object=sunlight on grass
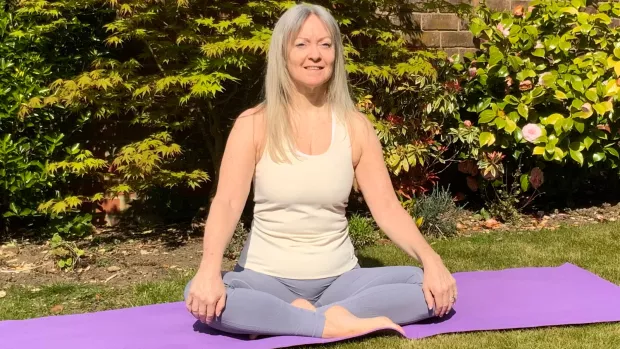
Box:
[1,222,619,348]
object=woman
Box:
[184,3,457,339]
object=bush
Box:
[411,185,460,237]
[223,222,247,261]
[348,214,381,250]
[451,0,620,215]
[8,0,463,234]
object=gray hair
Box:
[261,3,358,163]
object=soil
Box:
[2,201,620,290]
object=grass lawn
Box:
[2,221,620,348]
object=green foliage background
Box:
[2,0,620,239]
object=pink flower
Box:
[519,80,533,91]
[468,67,477,78]
[513,5,524,17]
[464,120,472,128]
[529,167,544,189]
[496,23,510,37]
[581,103,592,113]
[523,123,542,143]
[535,41,544,49]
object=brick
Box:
[612,18,620,28]
[406,0,442,13]
[441,31,475,47]
[419,31,442,47]
[422,13,460,30]
[411,13,422,27]
[485,0,510,11]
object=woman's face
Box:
[287,14,335,92]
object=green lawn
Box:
[2,221,620,348]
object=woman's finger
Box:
[191,299,201,320]
[440,285,450,317]
[215,293,227,317]
[422,284,435,313]
[205,302,216,324]
[185,295,193,313]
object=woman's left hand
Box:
[421,258,457,317]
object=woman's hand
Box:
[185,269,227,324]
[421,258,457,317]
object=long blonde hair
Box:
[260,3,358,163]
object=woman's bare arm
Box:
[199,108,259,276]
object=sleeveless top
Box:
[237,113,359,279]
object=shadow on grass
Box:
[357,255,385,268]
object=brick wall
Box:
[410,0,620,56]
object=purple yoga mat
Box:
[2,263,620,349]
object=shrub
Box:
[348,214,381,250]
[452,0,620,214]
[0,1,109,237]
[223,222,247,261]
[411,185,460,237]
[13,0,462,233]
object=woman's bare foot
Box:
[249,298,317,339]
[291,298,316,311]
[321,305,405,339]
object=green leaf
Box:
[507,56,523,70]
[520,174,530,192]
[571,0,585,8]
[614,48,620,59]
[570,141,584,152]
[606,147,619,158]
[562,7,579,15]
[495,117,507,129]
[585,89,598,103]
[489,46,504,66]
[518,104,528,118]
[532,49,546,58]
[505,118,517,133]
[479,132,496,146]
[559,40,571,52]
[575,119,585,133]
[479,109,496,123]
[584,136,594,150]
[592,152,606,162]
[533,146,545,155]
[545,113,563,125]
[593,103,607,115]
[555,90,568,100]
[570,149,584,165]
[571,79,584,92]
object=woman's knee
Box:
[385,265,424,284]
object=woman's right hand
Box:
[185,269,227,324]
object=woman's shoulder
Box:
[346,110,376,164]
[235,105,266,161]
[346,110,375,143]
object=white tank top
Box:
[237,114,359,279]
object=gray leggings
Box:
[183,264,433,338]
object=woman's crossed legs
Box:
[183,265,434,338]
